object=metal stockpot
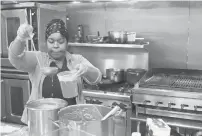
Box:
[26,98,68,136]
[57,104,124,136]
[108,31,127,44]
[106,68,125,83]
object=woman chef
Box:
[8,19,102,124]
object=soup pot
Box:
[26,98,68,136]
[108,31,127,44]
[106,68,125,83]
[49,104,125,136]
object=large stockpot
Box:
[54,104,124,136]
[106,68,125,83]
[26,98,68,136]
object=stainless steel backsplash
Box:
[68,46,149,76]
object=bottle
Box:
[77,25,83,43]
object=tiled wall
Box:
[64,1,202,70]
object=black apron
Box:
[42,59,77,105]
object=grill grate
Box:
[143,74,202,89]
[170,76,202,89]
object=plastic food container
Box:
[146,118,171,136]
[57,71,79,98]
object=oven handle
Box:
[1,73,29,80]
[194,105,202,111]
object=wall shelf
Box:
[68,42,149,48]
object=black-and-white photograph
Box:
[1,0,202,136]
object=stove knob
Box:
[194,105,202,111]
[168,102,176,108]
[181,104,189,110]
[143,100,151,105]
[155,101,163,106]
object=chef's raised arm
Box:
[8,23,37,73]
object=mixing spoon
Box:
[24,10,42,69]
[101,105,121,121]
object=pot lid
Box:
[26,98,68,110]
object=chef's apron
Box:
[42,58,77,105]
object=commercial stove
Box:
[131,68,202,136]
[82,79,134,136]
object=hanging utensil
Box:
[106,68,125,83]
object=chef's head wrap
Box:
[45,19,69,42]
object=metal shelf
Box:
[68,42,149,48]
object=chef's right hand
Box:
[16,23,33,41]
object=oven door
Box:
[3,78,31,124]
[1,9,28,58]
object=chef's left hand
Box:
[74,64,88,77]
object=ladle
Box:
[30,35,58,76]
[24,10,59,77]
[24,10,41,68]
[101,105,121,121]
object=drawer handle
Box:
[181,104,189,109]
[143,100,151,104]
[168,102,176,108]
[194,105,202,111]
[155,101,163,106]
